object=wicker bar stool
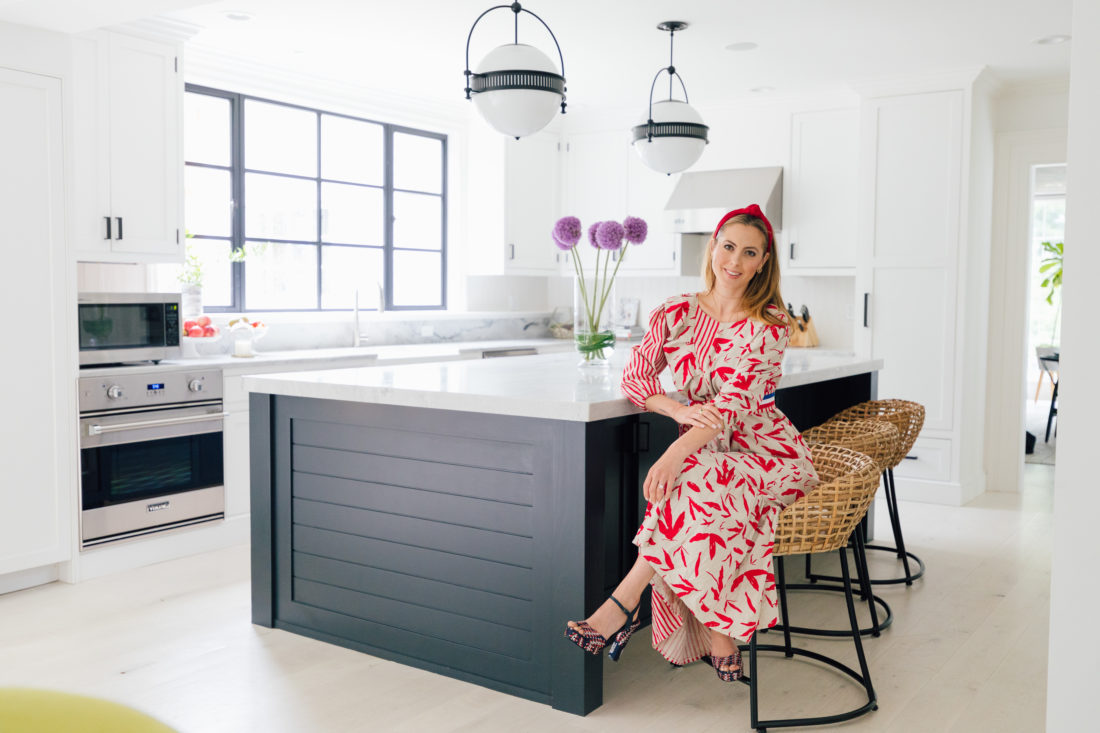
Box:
[742,444,880,732]
[777,419,899,637]
[818,400,927,586]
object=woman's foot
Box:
[564,595,641,659]
[566,594,638,641]
[709,630,742,680]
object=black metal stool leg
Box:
[851,531,882,636]
[777,556,792,656]
[839,549,877,707]
[887,468,914,583]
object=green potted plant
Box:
[1039,240,1063,344]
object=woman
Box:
[565,204,818,680]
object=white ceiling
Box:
[0,0,1074,110]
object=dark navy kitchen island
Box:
[245,350,881,715]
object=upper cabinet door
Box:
[73,31,183,263]
[107,33,181,257]
[785,108,860,271]
[503,132,560,273]
[621,151,677,274]
[561,129,628,274]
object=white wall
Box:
[983,83,1070,493]
[1046,0,1100,726]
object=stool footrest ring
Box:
[772,582,893,637]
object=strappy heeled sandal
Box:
[564,595,641,662]
[710,650,743,682]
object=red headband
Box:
[712,204,774,251]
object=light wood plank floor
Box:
[0,466,1053,732]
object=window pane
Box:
[321,182,383,246]
[321,246,384,309]
[245,242,318,309]
[184,92,230,166]
[245,173,317,241]
[245,100,317,176]
[394,132,442,193]
[186,239,233,308]
[393,250,442,307]
[185,166,232,238]
[322,115,383,185]
[393,192,442,251]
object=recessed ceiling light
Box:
[223,11,254,22]
[725,42,758,52]
[1034,34,1071,45]
[750,86,775,93]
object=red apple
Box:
[202,325,216,337]
[184,319,197,331]
[187,326,203,337]
[196,315,212,327]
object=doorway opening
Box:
[1023,163,1065,466]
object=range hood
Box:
[664,166,783,234]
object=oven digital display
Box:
[147,383,165,391]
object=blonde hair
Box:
[701,214,789,327]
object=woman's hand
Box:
[643,446,689,504]
[673,402,724,430]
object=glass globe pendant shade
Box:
[472,43,564,138]
[632,99,708,175]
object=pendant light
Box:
[464,2,567,139]
[631,21,709,175]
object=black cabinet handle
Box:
[115,216,123,240]
[863,293,869,328]
[790,242,795,260]
[508,243,514,260]
[104,216,111,240]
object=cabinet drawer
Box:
[892,437,951,482]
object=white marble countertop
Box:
[243,348,883,422]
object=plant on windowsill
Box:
[1039,240,1063,344]
[552,215,647,366]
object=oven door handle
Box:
[86,411,228,436]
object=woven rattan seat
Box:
[743,443,880,731]
[774,444,879,556]
[803,419,898,473]
[811,399,928,586]
[827,399,925,470]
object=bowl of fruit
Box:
[227,317,268,357]
[180,315,223,357]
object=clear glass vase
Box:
[573,277,615,368]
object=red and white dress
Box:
[621,293,818,664]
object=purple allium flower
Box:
[587,221,601,248]
[552,216,582,250]
[596,220,625,250]
[622,216,648,245]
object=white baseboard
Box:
[63,514,250,583]
[0,564,60,596]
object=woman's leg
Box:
[566,554,655,639]
[708,628,741,672]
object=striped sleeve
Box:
[712,320,789,417]
[621,303,669,409]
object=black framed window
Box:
[181,84,447,312]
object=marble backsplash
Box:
[191,311,556,356]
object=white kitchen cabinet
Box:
[785,108,860,271]
[560,129,629,275]
[0,67,76,576]
[855,81,991,505]
[621,151,678,273]
[503,132,561,272]
[72,31,183,263]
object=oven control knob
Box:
[106,385,123,400]
[188,379,204,393]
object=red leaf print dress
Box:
[622,293,818,664]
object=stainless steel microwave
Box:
[77,292,182,366]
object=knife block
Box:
[789,315,819,347]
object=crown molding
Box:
[183,44,470,132]
[849,66,987,98]
[111,16,202,43]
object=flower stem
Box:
[594,244,627,330]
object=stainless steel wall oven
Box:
[78,368,225,548]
